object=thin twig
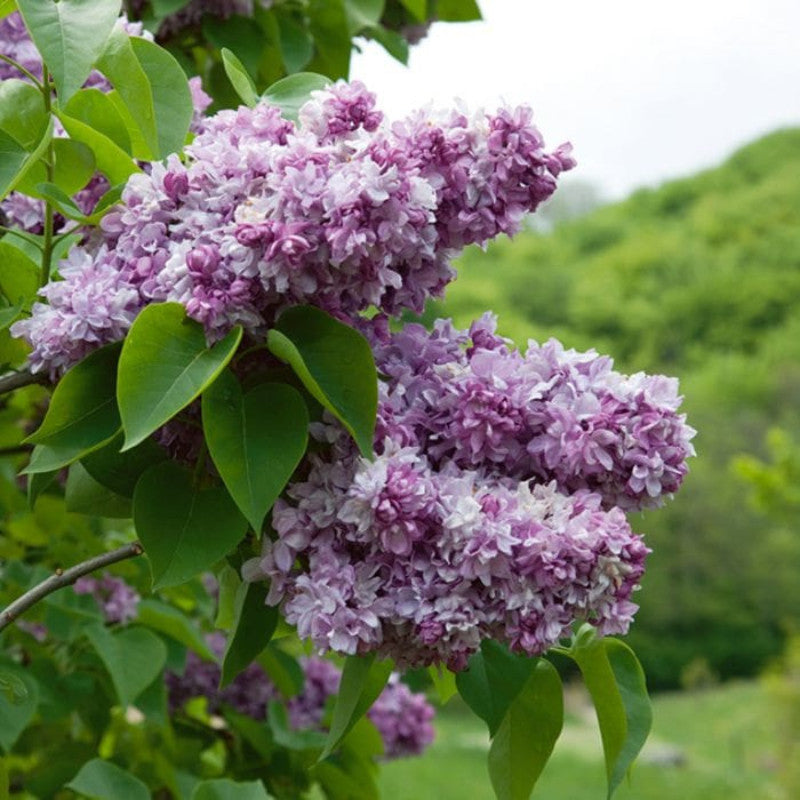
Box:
[0,542,144,632]
[0,443,33,457]
[0,370,48,396]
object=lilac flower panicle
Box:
[14,82,573,376]
[73,574,140,624]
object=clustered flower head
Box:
[244,316,695,670]
[73,573,141,624]
[165,635,435,760]
[13,80,574,376]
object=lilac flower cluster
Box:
[243,316,694,669]
[73,573,140,624]
[13,81,573,376]
[165,635,435,760]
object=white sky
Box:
[351,0,800,199]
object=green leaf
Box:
[428,664,458,704]
[306,0,351,79]
[63,88,132,154]
[27,469,58,508]
[220,48,258,108]
[262,72,332,122]
[18,138,97,198]
[84,624,167,707]
[57,110,140,185]
[344,0,385,34]
[320,653,393,759]
[224,709,274,759]
[257,645,304,698]
[398,0,426,21]
[117,303,242,451]
[277,15,314,74]
[488,660,563,800]
[0,665,38,753]
[32,182,89,222]
[66,758,150,800]
[435,0,481,21]
[203,372,308,531]
[136,598,216,660]
[569,634,653,798]
[267,306,376,458]
[220,580,278,687]
[203,15,265,79]
[0,302,22,332]
[455,640,538,737]
[65,461,132,518]
[133,460,249,589]
[366,25,409,64]
[0,117,53,199]
[191,778,270,800]
[96,29,193,159]
[80,432,167,498]
[269,700,328,751]
[0,79,48,150]
[0,241,39,308]
[214,564,241,630]
[23,342,122,473]
[16,0,119,102]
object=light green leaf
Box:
[133,460,249,589]
[136,598,216,661]
[0,302,22,332]
[569,633,653,798]
[0,117,53,199]
[320,653,393,759]
[17,0,121,103]
[267,305,376,458]
[84,624,167,707]
[436,0,481,21]
[18,138,97,198]
[63,88,132,153]
[220,580,278,688]
[65,461,132,518]
[398,0,426,21]
[23,342,122,473]
[262,72,332,122]
[66,758,150,800]
[220,48,258,108]
[0,79,48,150]
[203,372,308,531]
[488,660,563,800]
[455,639,538,737]
[0,241,39,308]
[57,110,140,185]
[117,303,242,451]
[0,665,38,753]
[33,182,88,222]
[344,0,385,34]
[191,778,270,800]
[428,664,458,704]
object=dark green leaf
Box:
[268,700,328,751]
[268,305,376,457]
[224,709,274,759]
[220,48,258,108]
[456,640,538,737]
[307,0,351,79]
[366,24,409,64]
[203,15,264,79]
[344,0,385,34]
[137,599,216,660]
[568,634,653,798]
[57,110,140,185]
[23,342,122,473]
[203,372,308,531]
[488,660,563,800]
[17,0,120,102]
[0,665,38,753]
[191,778,271,800]
[0,79,48,150]
[84,624,167,707]
[220,580,278,687]
[117,303,242,451]
[320,653,393,759]
[81,432,167,497]
[257,645,304,697]
[133,460,249,589]
[262,72,332,122]
[277,15,314,74]
[66,758,150,800]
[65,461,132,518]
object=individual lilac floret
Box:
[73,574,140,624]
[14,84,573,375]
[367,675,435,759]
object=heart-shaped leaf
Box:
[117,303,242,451]
[84,624,167,707]
[133,460,249,589]
[67,758,150,800]
[203,372,308,531]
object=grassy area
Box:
[378,681,782,800]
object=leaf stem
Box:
[0,53,44,89]
[0,542,144,633]
[40,66,55,287]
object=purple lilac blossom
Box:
[243,316,693,669]
[165,636,435,760]
[73,573,141,624]
[13,81,574,376]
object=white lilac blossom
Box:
[13,81,574,376]
[73,573,141,624]
[165,637,435,760]
[244,316,694,669]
